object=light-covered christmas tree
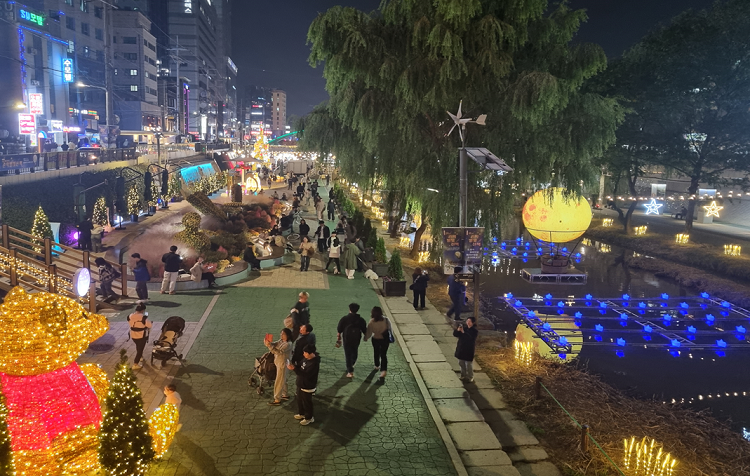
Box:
[127,186,142,217]
[92,197,108,226]
[150,181,161,207]
[30,205,54,253]
[99,350,154,476]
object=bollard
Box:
[581,425,589,451]
[534,376,542,399]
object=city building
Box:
[111,9,160,133]
[242,85,272,142]
[271,89,286,138]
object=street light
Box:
[0,102,26,110]
[76,82,111,130]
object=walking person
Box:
[298,236,315,272]
[325,233,342,274]
[454,317,479,382]
[327,198,336,221]
[91,223,104,252]
[127,303,153,369]
[265,328,293,405]
[411,267,430,310]
[315,197,326,221]
[298,218,310,239]
[342,238,362,279]
[287,344,320,425]
[95,257,119,302]
[363,306,392,379]
[290,291,310,341]
[446,267,467,321]
[292,324,316,367]
[190,256,217,288]
[336,303,367,378]
[161,245,182,295]
[314,220,330,253]
[131,253,150,303]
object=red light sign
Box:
[18,114,35,135]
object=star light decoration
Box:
[703,200,723,218]
[644,199,663,215]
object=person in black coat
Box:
[292,324,316,366]
[298,219,310,239]
[243,243,261,270]
[336,303,367,378]
[410,267,430,310]
[315,220,330,252]
[453,317,478,382]
[287,344,320,425]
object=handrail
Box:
[537,379,626,476]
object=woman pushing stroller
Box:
[264,328,293,406]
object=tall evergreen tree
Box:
[30,205,54,253]
[302,0,623,248]
[99,350,154,476]
[92,197,109,226]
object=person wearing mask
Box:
[292,324,316,367]
[95,257,119,302]
[336,303,367,378]
[411,267,430,310]
[446,267,467,321]
[298,219,310,239]
[298,236,315,272]
[161,245,182,295]
[453,316,479,383]
[327,198,336,221]
[190,256,217,288]
[265,328,293,406]
[342,238,362,280]
[127,303,153,369]
[290,291,310,341]
[325,233,342,275]
[314,220,330,253]
[287,344,320,426]
[131,253,150,303]
[363,306,392,379]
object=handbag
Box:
[384,318,395,344]
[283,315,294,329]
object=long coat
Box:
[453,326,478,361]
[343,242,361,270]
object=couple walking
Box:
[336,303,393,379]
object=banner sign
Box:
[18,114,35,135]
[442,227,485,274]
[464,227,485,266]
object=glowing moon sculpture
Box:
[522,188,592,243]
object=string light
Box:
[148,404,180,459]
[622,436,677,476]
[602,218,613,227]
[675,234,689,244]
[30,206,54,254]
[514,340,533,366]
[724,244,741,256]
[634,225,647,236]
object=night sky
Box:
[232,0,715,118]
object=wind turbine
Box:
[446,100,487,147]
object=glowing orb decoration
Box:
[703,200,723,217]
[149,403,180,459]
[522,188,591,243]
[73,267,91,297]
[644,199,663,215]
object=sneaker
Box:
[347,276,354,280]
[160,291,166,294]
[169,291,176,295]
[466,378,474,383]
[346,372,354,378]
[300,417,315,426]
[380,371,387,378]
[132,363,143,369]
[374,366,380,370]
[293,414,305,420]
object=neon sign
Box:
[18,114,35,135]
[19,9,44,27]
[62,58,74,83]
[703,201,723,218]
[29,93,43,115]
[644,199,663,215]
[184,0,192,13]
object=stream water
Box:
[480,228,750,433]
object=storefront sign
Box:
[29,93,43,115]
[18,114,35,135]
[49,120,63,132]
[62,58,74,83]
[19,9,44,27]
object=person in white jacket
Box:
[325,233,342,274]
[265,328,293,405]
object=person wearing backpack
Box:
[95,257,119,302]
[336,303,367,378]
[131,253,151,303]
[325,233,342,275]
[363,306,393,379]
[127,303,153,369]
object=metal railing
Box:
[0,224,128,312]
[0,148,138,175]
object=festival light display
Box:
[703,200,723,218]
[644,199,663,215]
[724,244,741,256]
[623,437,677,476]
[514,340,533,366]
[675,233,689,244]
[634,226,647,236]
[522,188,592,243]
[148,404,180,459]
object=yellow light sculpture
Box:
[522,188,592,243]
[148,403,180,459]
[602,218,614,227]
[703,201,723,217]
[514,340,533,366]
[724,244,742,256]
[675,234,689,244]
[634,226,647,236]
[623,436,677,476]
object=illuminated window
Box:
[130,69,138,76]
[130,85,138,92]
[80,0,88,13]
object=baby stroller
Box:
[248,352,276,395]
[151,316,187,368]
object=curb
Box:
[370,279,469,476]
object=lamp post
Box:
[76,82,110,142]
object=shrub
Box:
[186,192,227,223]
[362,218,373,244]
[375,237,387,263]
[388,249,404,281]
[367,227,378,249]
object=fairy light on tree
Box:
[92,197,108,226]
[126,185,142,217]
[30,205,53,254]
[99,350,154,476]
